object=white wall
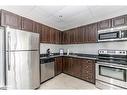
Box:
[62,41,127,54]
[40,43,62,54]
[40,41,127,54]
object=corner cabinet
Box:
[54,57,63,76]
[62,23,97,44]
[0,9,22,29]
[62,57,95,84]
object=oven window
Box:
[99,31,119,40]
[99,65,126,81]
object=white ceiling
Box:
[1,6,127,31]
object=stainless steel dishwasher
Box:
[40,58,55,83]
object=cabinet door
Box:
[62,32,66,44]
[77,27,84,43]
[21,17,34,32]
[98,19,112,30]
[83,26,88,43]
[62,57,69,73]
[62,57,72,75]
[55,29,60,44]
[1,9,21,29]
[70,29,75,44]
[74,28,78,44]
[59,31,62,44]
[50,28,55,44]
[112,15,127,27]
[62,31,70,44]
[33,22,42,42]
[81,59,95,84]
[55,57,63,76]
[85,23,97,43]
[44,26,50,43]
[40,24,45,43]
[71,58,81,78]
[33,22,42,33]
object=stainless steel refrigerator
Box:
[0,27,40,89]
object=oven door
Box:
[98,31,120,42]
[96,62,127,89]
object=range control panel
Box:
[98,50,127,55]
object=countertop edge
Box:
[40,55,97,60]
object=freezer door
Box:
[0,27,6,89]
[6,51,40,89]
[6,28,39,51]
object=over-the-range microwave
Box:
[98,26,127,42]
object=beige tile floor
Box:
[39,73,99,90]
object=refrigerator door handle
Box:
[7,32,11,71]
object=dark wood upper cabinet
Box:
[98,19,112,30]
[49,28,54,44]
[54,29,60,44]
[112,15,127,27]
[77,27,84,44]
[21,17,34,32]
[62,31,70,44]
[70,29,75,44]
[40,24,45,43]
[82,26,88,43]
[44,26,50,43]
[1,9,22,29]
[85,23,98,43]
[33,22,42,33]
[59,31,62,44]
[63,23,97,44]
[40,25,61,44]
[2,9,127,44]
[33,22,42,42]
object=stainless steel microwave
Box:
[98,26,127,42]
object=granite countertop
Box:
[40,53,98,60]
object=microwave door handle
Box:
[119,31,122,38]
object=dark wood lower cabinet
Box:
[71,58,81,78]
[81,59,95,83]
[62,57,72,74]
[62,57,95,84]
[54,57,63,76]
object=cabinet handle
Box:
[87,60,91,63]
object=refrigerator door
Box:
[0,27,6,89]
[30,51,40,89]
[6,27,40,89]
[6,51,40,89]
[6,28,39,51]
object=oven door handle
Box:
[96,61,127,69]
